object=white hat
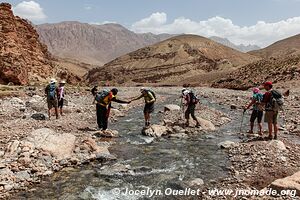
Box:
[60,80,66,84]
[50,78,57,84]
[183,90,190,96]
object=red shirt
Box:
[262,91,272,103]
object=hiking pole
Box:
[239,109,246,133]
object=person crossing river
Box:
[131,88,156,127]
[95,88,130,130]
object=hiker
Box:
[182,89,200,128]
[57,80,66,116]
[244,88,263,135]
[262,81,282,140]
[131,88,156,127]
[95,88,130,130]
[45,78,59,119]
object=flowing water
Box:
[16,94,253,200]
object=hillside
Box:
[86,34,258,86]
[212,55,300,90]
[36,22,172,65]
[250,34,300,58]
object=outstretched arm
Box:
[111,97,130,104]
[131,94,143,102]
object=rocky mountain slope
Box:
[36,22,172,65]
[0,3,80,85]
[249,34,300,58]
[86,34,258,86]
[213,33,300,90]
[210,36,260,52]
[212,55,300,90]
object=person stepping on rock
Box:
[131,88,156,127]
[181,89,200,128]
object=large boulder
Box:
[164,104,181,112]
[26,128,76,160]
[269,171,300,196]
[267,140,287,151]
[197,117,216,131]
[142,125,169,137]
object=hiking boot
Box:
[274,135,278,140]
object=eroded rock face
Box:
[0,3,53,85]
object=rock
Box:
[268,140,287,151]
[164,104,181,112]
[82,138,110,154]
[26,97,45,112]
[173,126,185,133]
[31,113,46,120]
[10,97,24,106]
[4,140,20,158]
[197,118,216,131]
[15,170,31,181]
[142,125,169,137]
[26,128,76,160]
[230,105,237,109]
[94,129,119,138]
[189,178,204,186]
[269,171,300,196]
[4,184,14,191]
[218,141,236,149]
[169,133,188,139]
[19,107,26,112]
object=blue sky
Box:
[5,0,300,46]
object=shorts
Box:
[250,110,263,123]
[264,111,278,124]
[144,103,154,114]
[185,104,197,120]
[58,98,64,108]
[47,99,58,109]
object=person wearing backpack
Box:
[95,88,130,130]
[244,88,263,135]
[131,88,156,127]
[262,81,282,140]
[57,80,66,116]
[45,78,59,119]
[182,89,200,128]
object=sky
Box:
[5,0,300,47]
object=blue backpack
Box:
[95,89,110,103]
[48,84,57,100]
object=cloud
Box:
[131,12,300,47]
[89,21,117,25]
[84,6,92,10]
[13,1,47,22]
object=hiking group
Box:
[244,81,285,140]
[45,79,285,139]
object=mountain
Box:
[209,36,260,52]
[36,22,173,65]
[212,55,300,90]
[86,34,258,86]
[249,34,300,58]
[0,3,80,85]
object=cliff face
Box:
[0,3,54,85]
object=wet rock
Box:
[269,171,300,196]
[31,113,46,120]
[93,129,119,138]
[110,109,125,117]
[82,137,110,154]
[26,128,76,160]
[218,141,236,149]
[164,104,181,112]
[169,133,188,139]
[142,125,169,137]
[197,118,216,131]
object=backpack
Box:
[253,93,263,111]
[95,89,110,104]
[189,91,200,105]
[146,89,156,101]
[48,84,57,100]
[270,90,284,111]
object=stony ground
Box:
[0,86,299,199]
